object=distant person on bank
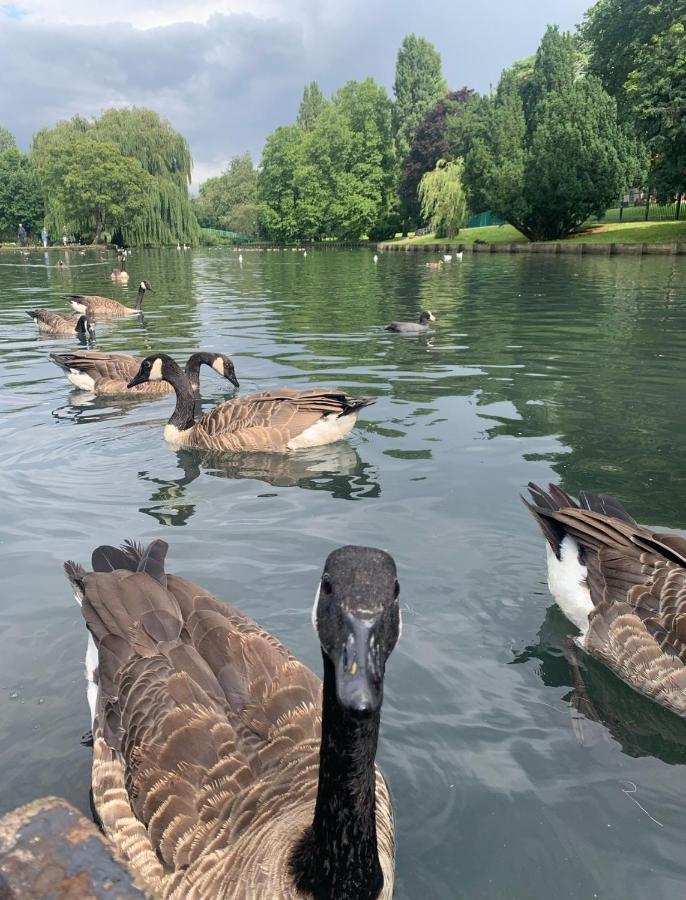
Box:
[17,224,27,246]
[41,227,48,248]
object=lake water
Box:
[1,246,686,898]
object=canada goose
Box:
[65,540,397,899]
[67,280,152,317]
[50,351,239,396]
[27,309,95,338]
[385,310,436,333]
[525,483,686,718]
[57,260,66,269]
[127,353,376,452]
[110,268,130,283]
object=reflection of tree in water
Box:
[138,441,380,526]
[514,604,686,765]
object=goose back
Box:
[27,309,93,336]
[65,542,394,898]
[525,482,686,717]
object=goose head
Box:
[76,315,96,338]
[139,280,153,293]
[210,352,240,388]
[313,546,400,719]
[127,353,175,388]
[419,310,436,325]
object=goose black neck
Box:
[164,359,196,431]
[184,352,213,391]
[135,287,145,310]
[290,651,383,900]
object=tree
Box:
[0,149,44,240]
[37,138,151,243]
[258,126,307,241]
[297,82,327,131]
[400,88,475,226]
[32,108,199,246]
[0,127,16,152]
[418,158,468,238]
[392,35,448,164]
[194,153,259,235]
[625,5,686,197]
[461,26,640,241]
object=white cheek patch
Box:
[311,584,320,633]
[149,358,163,381]
[140,281,147,290]
[212,358,224,375]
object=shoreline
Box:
[376,239,686,256]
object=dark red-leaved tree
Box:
[399,87,475,227]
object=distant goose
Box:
[443,254,452,262]
[176,242,181,251]
[110,268,129,283]
[27,309,95,338]
[65,540,398,898]
[525,483,686,718]
[68,280,152,318]
[385,310,435,333]
[57,261,67,270]
[50,350,239,396]
[127,353,376,452]
[455,251,464,260]
[425,261,442,269]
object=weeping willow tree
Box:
[32,108,199,246]
[418,158,468,238]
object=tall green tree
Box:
[194,153,259,235]
[400,88,475,226]
[0,127,16,152]
[392,35,448,164]
[0,149,44,240]
[297,82,327,131]
[258,126,307,241]
[36,138,151,243]
[461,26,640,241]
[418,158,468,238]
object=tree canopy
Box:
[418,158,468,238]
[31,108,199,245]
[194,153,259,235]
[0,148,44,240]
[0,127,16,152]
[400,88,474,226]
[461,26,640,241]
[297,82,327,131]
[258,78,397,240]
[393,34,448,164]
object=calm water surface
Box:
[1,247,686,898]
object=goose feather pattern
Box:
[525,482,686,718]
[67,280,152,317]
[65,540,396,899]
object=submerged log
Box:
[0,796,143,898]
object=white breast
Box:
[287,413,357,450]
[85,631,99,727]
[546,537,593,635]
[163,423,185,447]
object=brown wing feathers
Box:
[65,540,324,895]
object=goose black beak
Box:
[127,373,146,389]
[334,613,382,719]
[229,374,240,388]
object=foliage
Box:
[418,158,468,238]
[400,88,475,226]
[625,9,686,196]
[32,108,198,245]
[461,26,640,241]
[0,127,16,152]
[297,82,327,131]
[258,78,397,240]
[194,153,259,235]
[35,138,151,243]
[392,34,448,164]
[0,149,44,240]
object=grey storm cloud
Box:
[0,0,591,183]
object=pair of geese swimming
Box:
[66,483,686,898]
[28,280,154,337]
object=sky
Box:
[0,1,592,186]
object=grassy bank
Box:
[390,219,686,249]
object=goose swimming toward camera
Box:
[67,280,152,318]
[525,483,686,718]
[49,350,239,396]
[65,540,397,899]
[27,309,95,338]
[385,310,435,333]
[127,353,376,452]
[110,268,129,283]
